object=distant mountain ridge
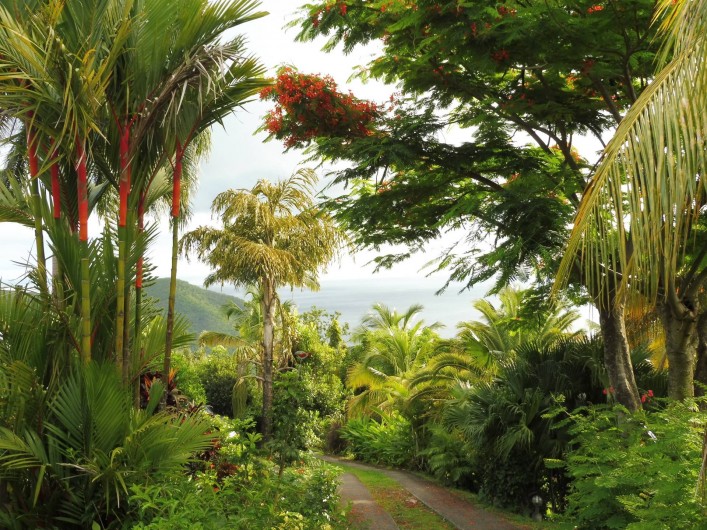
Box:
[144,278,244,337]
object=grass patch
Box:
[334,463,455,530]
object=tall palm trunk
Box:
[261,280,276,441]
[133,200,145,407]
[122,212,133,387]
[50,141,61,220]
[659,296,699,400]
[163,142,184,403]
[26,126,47,294]
[598,299,640,411]
[116,124,131,377]
[76,139,91,363]
[49,142,64,307]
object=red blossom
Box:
[491,49,510,63]
[581,58,596,74]
[587,4,604,13]
[497,5,517,17]
[260,67,379,149]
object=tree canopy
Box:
[272,0,660,294]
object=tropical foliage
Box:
[2,0,707,527]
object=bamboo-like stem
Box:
[50,139,61,219]
[133,200,145,407]
[48,140,64,308]
[116,227,126,363]
[76,139,91,363]
[163,142,183,405]
[163,218,179,403]
[27,127,47,294]
[122,211,133,387]
[115,124,131,370]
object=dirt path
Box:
[321,455,523,530]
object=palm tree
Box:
[346,303,442,417]
[0,0,133,362]
[0,0,266,384]
[557,0,707,399]
[198,286,296,417]
[456,287,580,370]
[180,170,344,439]
[409,288,581,415]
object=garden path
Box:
[337,470,399,530]
[321,455,523,530]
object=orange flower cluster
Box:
[261,68,379,149]
[587,4,604,13]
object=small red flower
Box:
[587,5,604,14]
[491,49,510,63]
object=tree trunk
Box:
[133,201,145,408]
[26,127,47,295]
[163,217,179,405]
[261,282,276,441]
[163,144,183,407]
[659,298,698,400]
[695,310,707,398]
[116,124,131,375]
[76,139,91,363]
[598,300,641,411]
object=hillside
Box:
[144,278,244,338]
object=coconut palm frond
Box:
[557,0,707,305]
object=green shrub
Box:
[0,362,213,529]
[559,401,707,529]
[197,348,240,416]
[341,413,415,467]
[420,425,476,488]
[172,349,207,404]
[127,460,342,529]
[269,371,320,473]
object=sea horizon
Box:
[206,276,492,339]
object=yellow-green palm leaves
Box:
[557,0,707,304]
[347,303,442,417]
[181,169,343,291]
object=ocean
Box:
[211,276,492,339]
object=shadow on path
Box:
[321,455,523,530]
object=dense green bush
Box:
[269,371,321,473]
[419,425,476,488]
[558,402,707,529]
[172,349,207,404]
[128,462,341,530]
[341,413,415,467]
[127,413,343,530]
[197,347,242,417]
[0,362,213,529]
